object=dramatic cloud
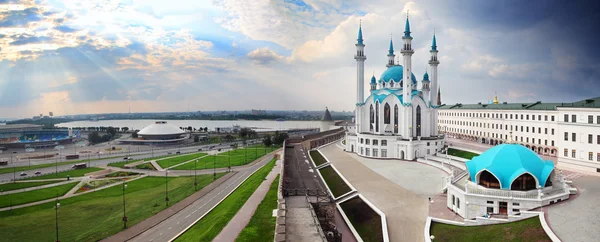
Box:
[247,47,283,65]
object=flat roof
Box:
[439,96,600,110]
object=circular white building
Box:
[138,121,185,140]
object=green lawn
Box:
[339,196,383,242]
[172,148,268,170]
[135,163,156,170]
[175,158,277,241]
[156,152,207,169]
[237,174,279,242]
[0,173,226,242]
[108,159,143,168]
[0,156,123,175]
[105,171,139,177]
[319,166,352,197]
[447,148,479,160]
[429,217,550,242]
[310,150,327,166]
[0,181,62,192]
[23,167,103,180]
[0,181,78,208]
[76,179,122,194]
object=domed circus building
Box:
[447,143,574,220]
[120,121,186,145]
[344,17,445,160]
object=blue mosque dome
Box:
[379,65,417,85]
[466,144,555,190]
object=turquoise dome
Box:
[379,65,417,85]
[465,144,554,190]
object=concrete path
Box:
[213,158,281,241]
[320,143,428,242]
[286,196,325,242]
[0,180,80,211]
[1,179,84,195]
[150,160,162,171]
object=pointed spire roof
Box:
[322,107,333,121]
[431,32,437,51]
[404,15,411,37]
[357,21,364,45]
[388,36,394,55]
[371,73,377,84]
[423,71,429,81]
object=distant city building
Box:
[345,17,445,160]
[120,121,185,145]
[0,124,74,148]
[438,96,600,173]
[320,107,334,132]
[251,109,267,115]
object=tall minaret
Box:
[401,17,413,105]
[370,74,377,92]
[387,36,395,67]
[429,32,440,106]
[355,22,366,105]
[422,72,430,105]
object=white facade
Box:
[438,99,600,173]
[345,18,444,160]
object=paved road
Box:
[283,144,326,192]
[0,140,258,182]
[128,153,276,242]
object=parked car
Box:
[20,172,27,176]
[123,157,132,160]
[198,148,203,151]
[34,171,42,175]
[175,151,181,154]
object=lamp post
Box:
[55,200,60,242]
[213,154,216,180]
[194,159,198,190]
[122,182,128,229]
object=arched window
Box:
[394,104,399,133]
[511,173,537,191]
[416,105,422,137]
[375,102,380,132]
[369,104,374,131]
[384,103,391,124]
[478,170,501,189]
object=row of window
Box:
[563,149,600,162]
[440,112,556,122]
[564,114,600,124]
[440,121,555,135]
[444,129,555,147]
[359,147,388,158]
[563,133,600,144]
[359,138,388,146]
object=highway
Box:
[125,153,274,242]
[0,140,260,182]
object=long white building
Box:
[438,96,600,173]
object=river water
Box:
[57,119,322,132]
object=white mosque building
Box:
[345,17,445,160]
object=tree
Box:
[106,127,118,137]
[249,130,258,138]
[88,131,102,144]
[216,127,221,133]
[122,127,129,133]
[239,127,250,139]
[272,132,289,146]
[131,130,139,138]
[224,134,234,142]
[263,134,272,147]
[204,127,208,132]
[194,135,200,142]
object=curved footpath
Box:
[319,143,428,242]
[104,152,277,242]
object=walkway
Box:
[1,178,85,195]
[213,158,281,241]
[285,196,325,242]
[320,144,428,242]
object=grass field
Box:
[172,148,269,170]
[105,171,139,177]
[319,166,351,197]
[0,173,226,241]
[0,180,62,192]
[0,156,123,175]
[156,153,207,169]
[236,174,279,242]
[108,159,143,168]
[0,181,78,208]
[339,196,383,242]
[310,150,327,166]
[76,179,122,194]
[23,167,103,180]
[429,217,550,241]
[135,163,156,170]
[447,148,479,160]
[175,158,277,241]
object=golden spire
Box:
[493,91,499,104]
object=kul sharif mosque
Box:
[345,16,445,160]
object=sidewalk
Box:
[2,178,84,195]
[213,158,281,241]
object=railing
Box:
[452,170,469,183]
[305,193,327,242]
[465,183,539,199]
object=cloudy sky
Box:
[1,0,598,118]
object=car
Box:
[34,171,42,175]
[175,151,181,154]
[198,148,203,151]
[20,172,27,176]
[217,148,222,151]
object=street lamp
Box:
[165,169,169,207]
[194,159,198,190]
[213,154,216,180]
[122,183,128,229]
[55,201,60,242]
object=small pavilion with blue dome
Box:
[446,141,573,220]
